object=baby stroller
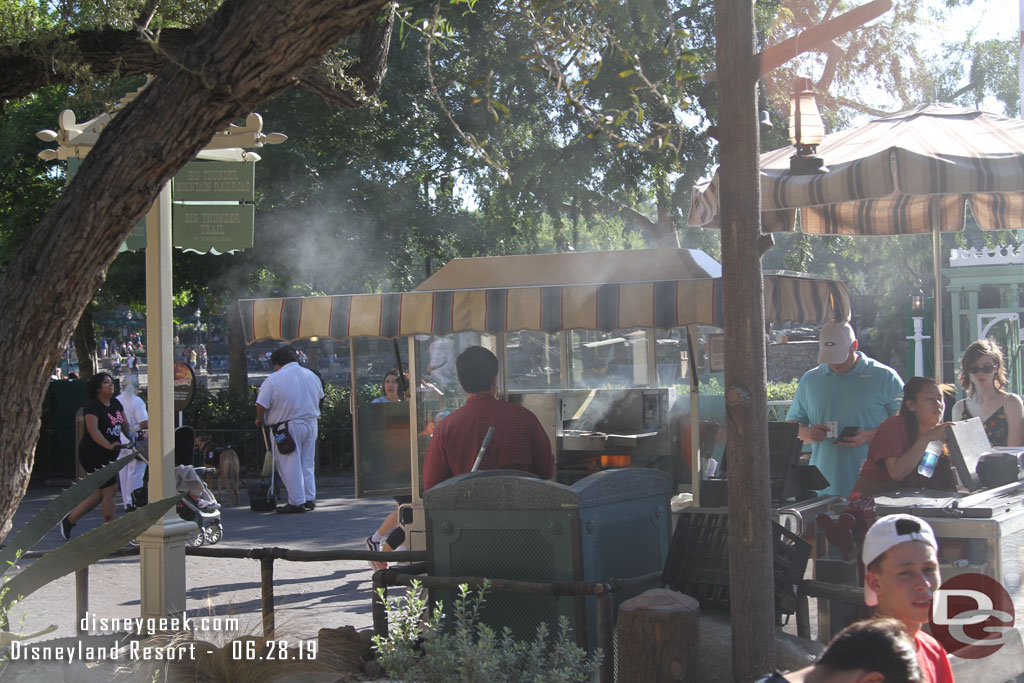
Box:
[175,464,224,547]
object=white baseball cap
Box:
[818,321,857,364]
[862,514,938,606]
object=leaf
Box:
[618,69,635,78]
[0,452,141,573]
[0,493,183,613]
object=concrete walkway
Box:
[3,475,396,648]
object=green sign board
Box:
[172,203,254,252]
[67,158,256,252]
[172,161,255,202]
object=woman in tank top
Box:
[952,339,1023,448]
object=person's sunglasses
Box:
[969,364,997,374]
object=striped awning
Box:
[688,104,1024,234]
[239,274,849,344]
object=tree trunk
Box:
[72,303,98,379]
[715,1,775,680]
[228,300,249,398]
[0,0,389,541]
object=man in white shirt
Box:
[116,377,149,511]
[255,345,324,513]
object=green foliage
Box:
[183,380,359,435]
[184,386,258,431]
[372,581,601,683]
[766,379,799,403]
[1,454,182,625]
[698,376,724,396]
[694,377,797,402]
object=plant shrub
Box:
[372,581,601,683]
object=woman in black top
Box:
[60,373,128,540]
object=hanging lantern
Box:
[788,77,828,174]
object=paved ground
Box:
[4,475,396,648]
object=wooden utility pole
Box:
[715,1,775,680]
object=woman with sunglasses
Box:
[951,339,1023,448]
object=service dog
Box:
[195,436,240,506]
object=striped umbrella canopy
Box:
[239,250,849,344]
[688,104,1024,234]
[687,104,1024,374]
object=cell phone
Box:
[835,426,858,442]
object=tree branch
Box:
[0,8,395,112]
[561,192,657,232]
[815,40,845,92]
[134,0,163,32]
[0,27,192,103]
[823,94,890,117]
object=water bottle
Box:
[918,441,943,478]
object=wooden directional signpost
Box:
[37,82,284,624]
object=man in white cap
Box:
[862,514,954,682]
[786,320,903,496]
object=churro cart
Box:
[240,248,850,550]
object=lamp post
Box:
[907,289,930,377]
[788,77,829,175]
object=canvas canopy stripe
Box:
[688,104,1024,234]
[239,274,849,343]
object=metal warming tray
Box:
[558,429,659,452]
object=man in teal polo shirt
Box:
[786,321,904,497]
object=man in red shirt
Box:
[423,346,554,490]
[862,514,955,683]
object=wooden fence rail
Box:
[19,545,661,683]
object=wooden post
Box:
[75,567,88,636]
[595,588,614,683]
[260,556,275,639]
[372,569,389,639]
[715,0,776,680]
[616,589,699,682]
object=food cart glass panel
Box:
[568,328,649,389]
[506,330,561,391]
[352,337,411,497]
[693,326,727,478]
[655,329,686,386]
[412,332,496,494]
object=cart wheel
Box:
[204,522,223,545]
[186,526,205,547]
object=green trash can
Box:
[424,468,672,653]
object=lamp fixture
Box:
[911,288,925,316]
[788,77,828,175]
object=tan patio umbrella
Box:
[688,103,1024,375]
